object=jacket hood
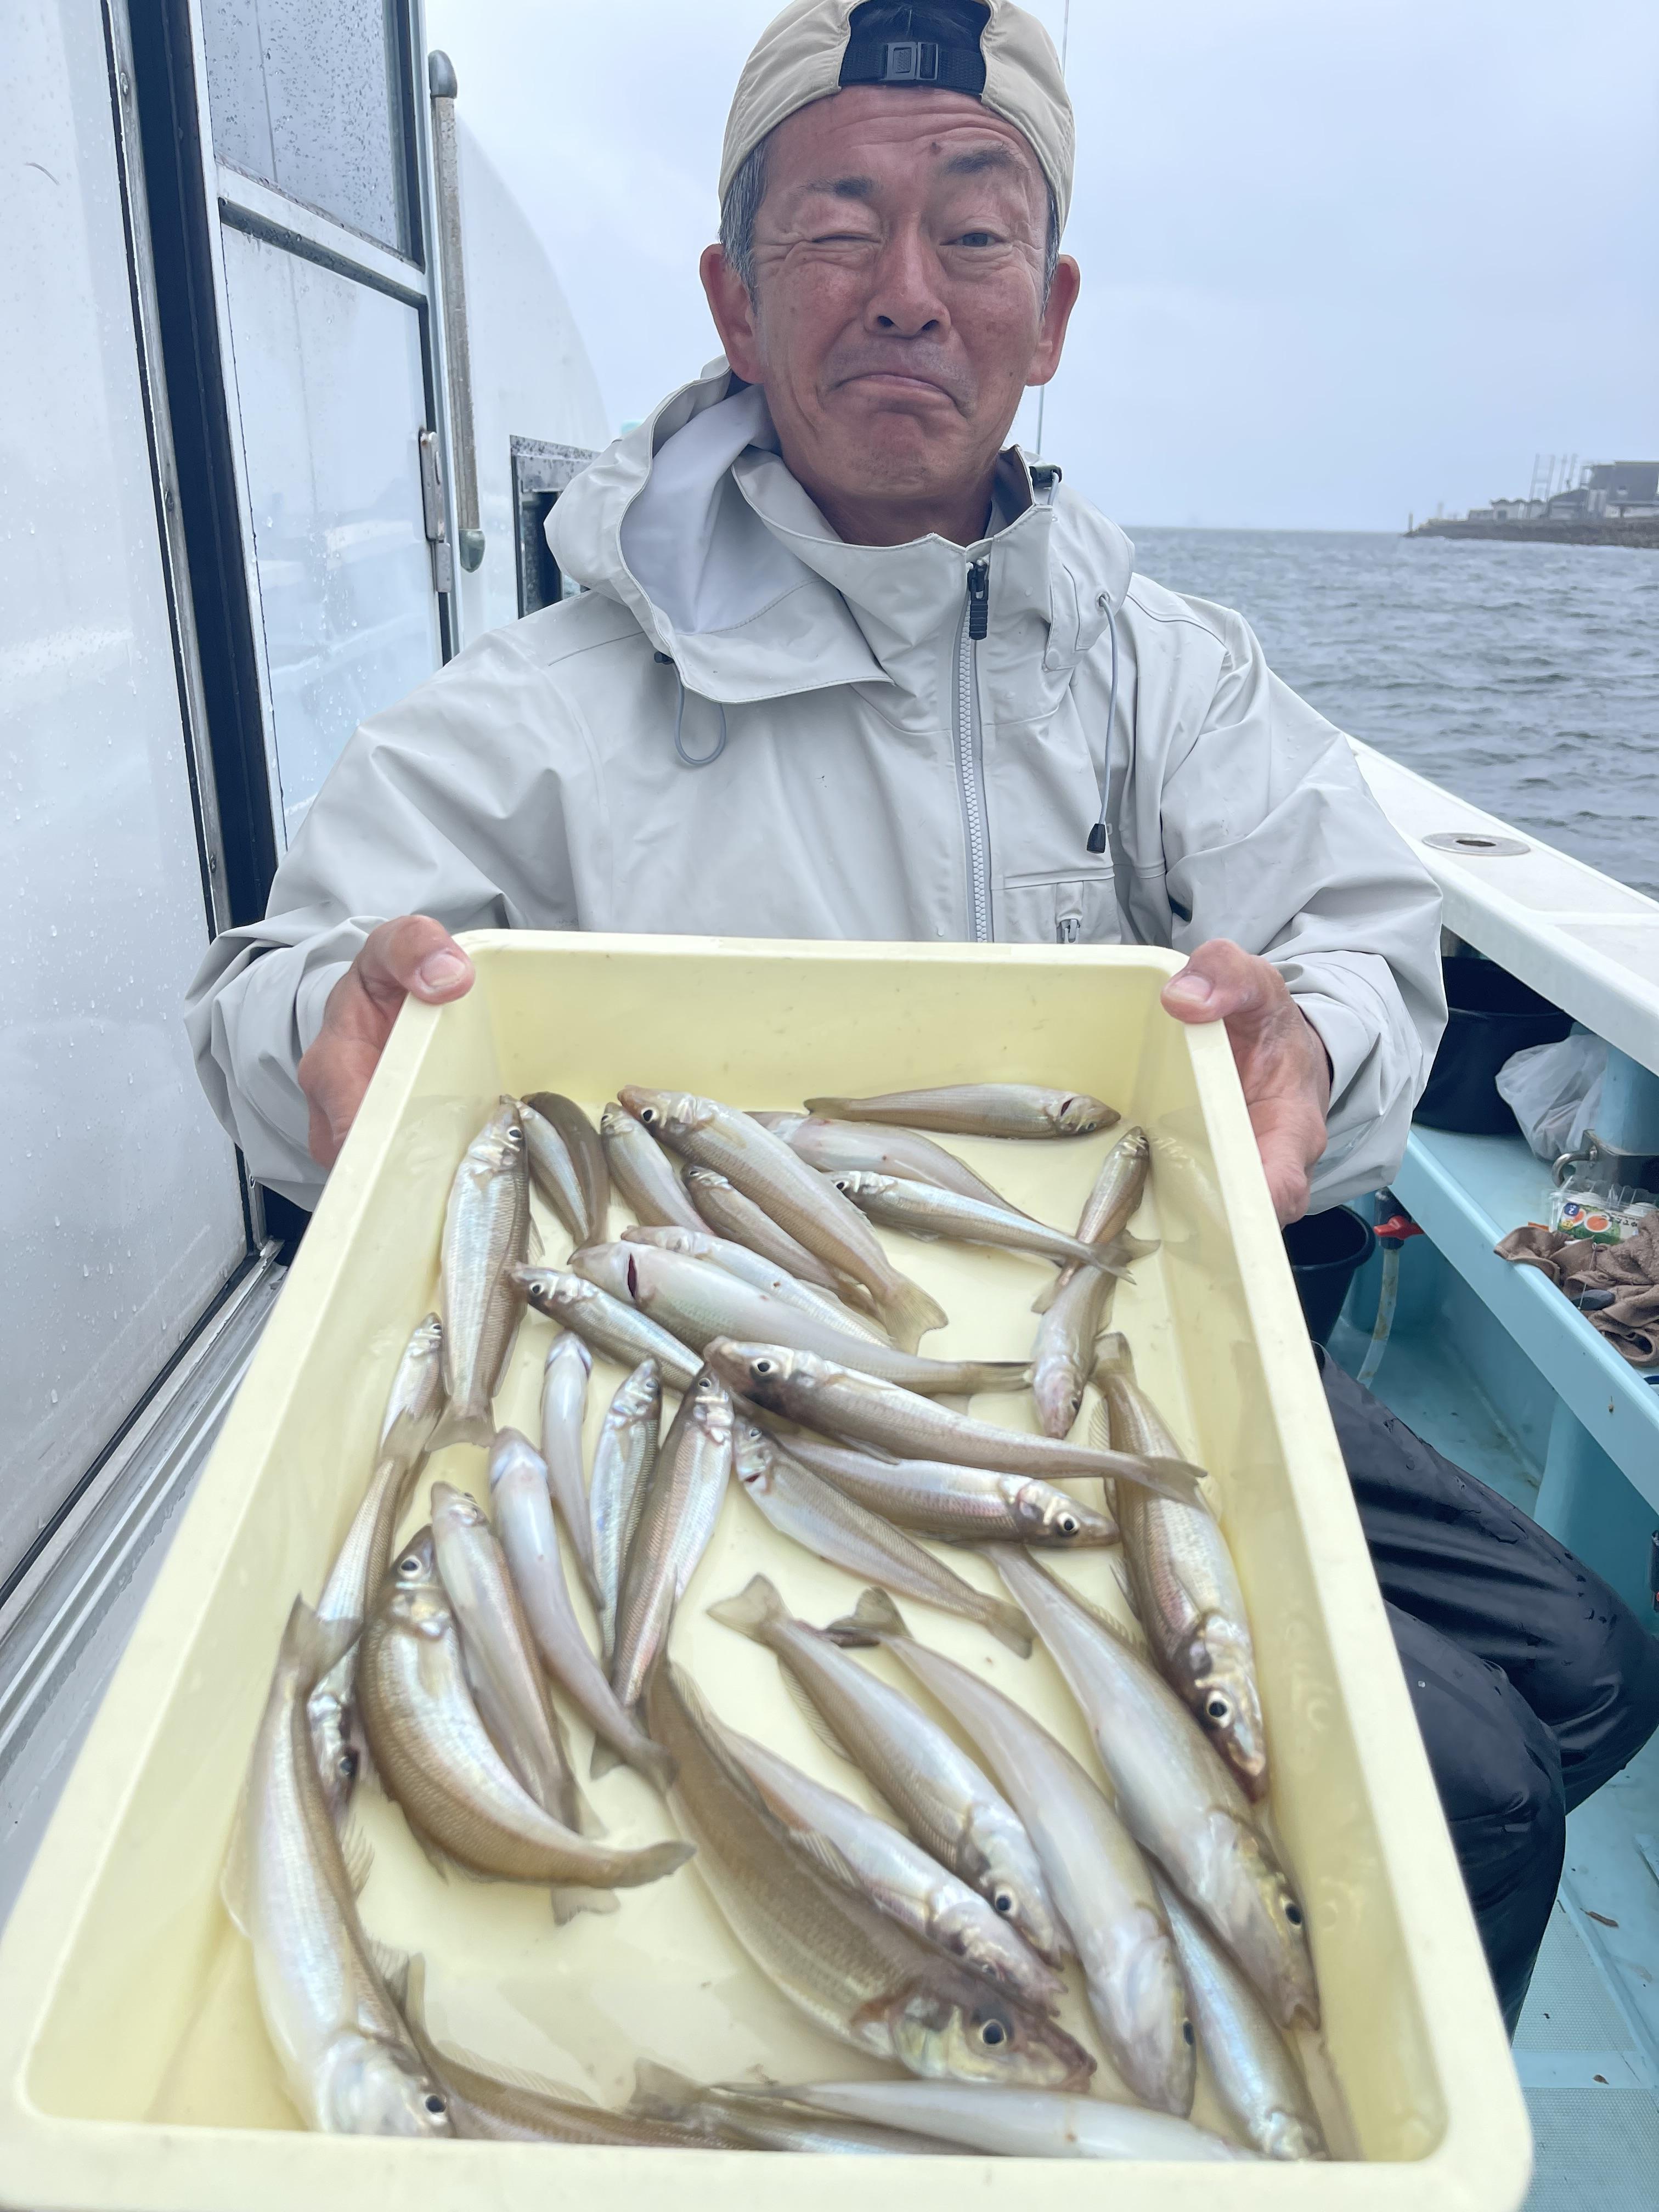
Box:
[549,359,1135,706]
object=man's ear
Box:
[1026,255,1080,390]
[700,244,766,382]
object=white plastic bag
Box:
[1496,1031,1605,1163]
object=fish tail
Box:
[551,1883,620,1924]
[877,1276,949,1355]
[617,1838,697,1888]
[824,1584,908,1646]
[589,1737,625,1781]
[1092,1333,1133,1384]
[706,1572,787,1644]
[628,2060,698,2117]
[427,1400,494,1453]
[280,1596,360,1692]
[985,1599,1035,1657]
[950,1359,1032,1395]
[633,1739,678,1795]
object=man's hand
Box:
[1160,940,1331,1225]
[298,917,474,1169]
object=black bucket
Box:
[1284,1206,1377,1345]
[1415,957,1571,1137]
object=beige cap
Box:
[720,0,1074,232]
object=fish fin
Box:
[705,1572,786,1644]
[589,1736,625,1781]
[427,1402,494,1453]
[986,1600,1035,1657]
[281,1595,361,1691]
[1110,1232,1160,1267]
[876,1276,950,1355]
[571,1779,608,1839]
[633,1739,678,1795]
[366,1936,411,2011]
[628,2060,700,2117]
[777,1662,857,1764]
[1029,1272,1063,1314]
[338,1818,374,1895]
[551,1883,620,1923]
[1092,1334,1133,1384]
[401,1953,431,2038]
[825,1584,909,1647]
[782,1820,865,1894]
[955,1359,1033,1394]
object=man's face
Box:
[702,87,1079,542]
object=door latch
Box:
[417,428,454,593]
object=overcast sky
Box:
[427,0,1658,531]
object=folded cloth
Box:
[1497,1215,1659,1367]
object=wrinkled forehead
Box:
[765,84,1048,214]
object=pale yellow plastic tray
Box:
[0,933,1528,2210]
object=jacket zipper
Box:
[955,558,992,943]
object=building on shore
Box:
[1413,459,1659,547]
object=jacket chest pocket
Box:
[997,866,1122,946]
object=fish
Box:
[708,1573,1061,1964]
[356,1530,692,1912]
[773,1430,1119,1547]
[840,1588,1193,2115]
[489,1429,675,1793]
[703,1342,1205,1504]
[431,1098,531,1449]
[832,1171,1131,1274]
[1158,1881,1327,2160]
[1095,1336,1268,1799]
[644,1663,1094,2087]
[589,1359,661,1666]
[717,1720,1064,2011]
[991,1549,1318,2028]
[601,1100,707,1232]
[1030,1259,1118,1438]
[571,1240,1026,1396]
[802,1085,1119,1139]
[518,1098,590,1245]
[539,1331,600,1608]
[1037,1126,1152,1308]
[428,1480,586,1833]
[620,1222,888,1344]
[621,1088,947,1353]
[628,2064,958,2153]
[222,1599,455,2136]
[775,1115,1030,1214]
[732,1421,1034,1654]
[610,1367,735,1712]
[780,2083,1257,2162]
[377,1310,448,1466]
[681,1166,870,1305]
[514,1267,702,1391]
[523,1091,608,1243]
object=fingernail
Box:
[417,951,469,992]
[1166,974,1213,1006]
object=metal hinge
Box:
[417,428,454,593]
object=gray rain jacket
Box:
[186,360,1445,1207]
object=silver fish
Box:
[489,1429,675,1792]
[523,1091,608,1243]
[843,1587,1193,2115]
[1159,1880,1327,2159]
[223,1600,455,2136]
[572,1241,1025,1396]
[645,1663,1093,2087]
[1040,1126,1152,1306]
[732,1422,1033,1654]
[704,1342,1204,1504]
[601,1099,707,1231]
[991,1550,1318,2029]
[832,1170,1128,1273]
[358,1532,692,1914]
[539,1331,599,1608]
[783,2082,1255,2162]
[1096,1338,1266,1798]
[777,1115,1030,1214]
[1031,1261,1116,1438]
[377,1310,448,1464]
[803,1085,1119,1139]
[628,2064,956,2154]
[611,1368,735,1711]
[622,1087,947,1353]
[589,1359,661,1667]
[709,1573,1061,1965]
[514,1267,701,1391]
[432,1099,530,1449]
[681,1166,867,1303]
[620,1222,888,1344]
[430,1480,586,1833]
[774,1429,1119,1547]
[518,1098,589,1245]
[716,1722,1065,2010]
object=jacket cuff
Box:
[1289,988,1372,1113]
[296,960,352,1056]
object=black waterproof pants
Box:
[1319,1352,1659,2032]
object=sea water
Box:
[1128,528,1659,903]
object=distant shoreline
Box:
[1408,516,1659,550]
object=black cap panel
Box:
[840,2,991,98]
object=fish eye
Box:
[755,1359,775,1376]
[1182,2019,1195,2046]
[1205,1695,1231,1722]
[398,1554,421,1575]
[638,1106,657,1124]
[1057,1514,1079,1536]
[992,1889,1015,1915]
[978,2018,1007,2047]
[424,2092,448,2115]
[1284,1900,1304,1927]
[337,1748,358,1780]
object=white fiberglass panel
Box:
[219,232,441,840]
[0,0,247,1585]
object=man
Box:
[188,0,1656,2029]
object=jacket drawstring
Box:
[1087,595,1119,855]
[657,652,729,768]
